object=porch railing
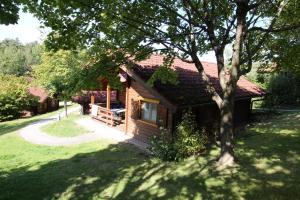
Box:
[97,107,114,126]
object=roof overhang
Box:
[120,66,178,113]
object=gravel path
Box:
[18,106,148,150]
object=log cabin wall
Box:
[126,80,170,143]
[173,98,252,137]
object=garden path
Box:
[18,106,148,150]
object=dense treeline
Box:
[0,39,43,121]
[0,39,43,76]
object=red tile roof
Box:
[132,54,265,106]
[28,87,49,103]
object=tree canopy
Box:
[33,50,83,101]
[0,39,43,76]
[24,0,300,167]
[252,0,300,74]
[0,0,20,25]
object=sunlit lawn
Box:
[41,114,89,137]
[0,110,299,199]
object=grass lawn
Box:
[41,114,89,137]
[0,110,299,199]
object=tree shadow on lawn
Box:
[0,113,299,199]
[0,142,236,200]
[235,112,300,199]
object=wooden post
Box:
[125,86,129,134]
[107,83,111,110]
[91,95,95,104]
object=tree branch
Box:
[241,0,289,65]
[249,24,300,33]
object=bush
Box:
[148,128,177,161]
[174,110,208,158]
[264,73,300,107]
[148,110,208,161]
[0,75,37,121]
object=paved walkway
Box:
[19,118,104,146]
[18,107,148,150]
[76,118,149,150]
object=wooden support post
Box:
[125,86,129,134]
[91,95,95,105]
[107,83,111,110]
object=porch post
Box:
[107,83,111,110]
[91,95,95,104]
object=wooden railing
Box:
[97,107,114,126]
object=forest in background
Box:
[0,39,43,76]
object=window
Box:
[140,101,157,123]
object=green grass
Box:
[0,110,299,199]
[0,103,79,137]
[41,114,89,137]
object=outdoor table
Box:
[110,108,126,120]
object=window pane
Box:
[141,102,150,121]
[141,101,157,123]
[150,104,157,122]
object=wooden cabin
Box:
[27,87,59,115]
[73,54,265,143]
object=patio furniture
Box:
[110,108,126,122]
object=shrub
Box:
[264,73,300,107]
[0,75,37,121]
[148,110,208,161]
[148,128,177,161]
[174,110,208,158]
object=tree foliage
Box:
[265,73,300,106]
[0,0,20,25]
[24,0,300,166]
[0,74,37,121]
[260,1,300,74]
[0,39,43,76]
[33,50,84,101]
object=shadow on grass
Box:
[0,112,299,199]
[235,112,300,199]
[0,141,231,200]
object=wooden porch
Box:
[89,82,127,131]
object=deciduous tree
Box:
[24,0,300,167]
[33,50,83,117]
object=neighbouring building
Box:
[27,87,59,116]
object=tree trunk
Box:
[64,100,68,117]
[217,86,236,167]
[215,2,247,168]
